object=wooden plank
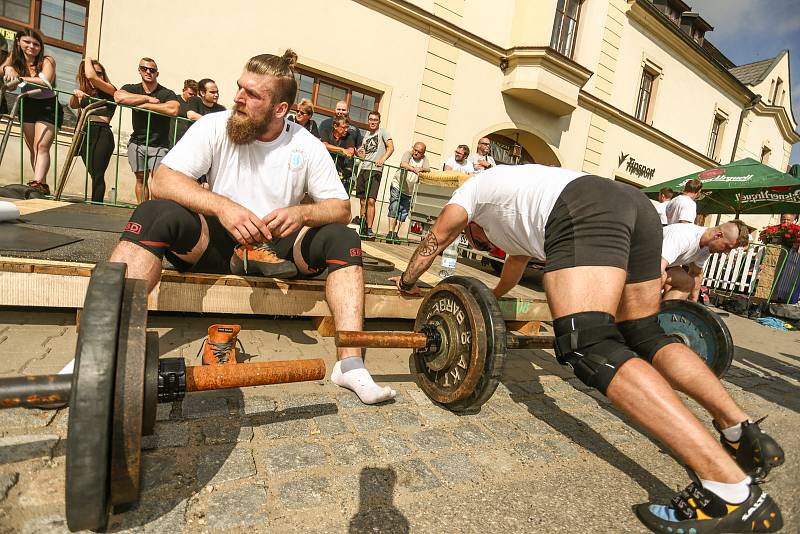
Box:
[311,316,336,337]
[507,320,543,336]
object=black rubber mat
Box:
[0,222,82,252]
[22,203,134,233]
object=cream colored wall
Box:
[739,113,791,167]
[570,0,609,93]
[752,54,794,116]
[461,0,516,48]
[614,19,742,161]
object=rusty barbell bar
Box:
[186,359,326,391]
[335,330,555,351]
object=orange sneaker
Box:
[27,180,50,195]
[201,324,243,365]
[230,242,298,278]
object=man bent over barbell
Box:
[110,50,395,405]
[393,164,784,533]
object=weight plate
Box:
[361,253,395,272]
[142,330,160,436]
[658,300,733,378]
[66,262,126,532]
[110,278,148,507]
[412,276,506,412]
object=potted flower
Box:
[759,222,800,248]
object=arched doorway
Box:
[484,129,561,166]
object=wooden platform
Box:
[0,198,551,322]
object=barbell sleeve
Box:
[335,331,429,349]
[184,358,326,392]
[505,334,556,350]
[0,374,72,409]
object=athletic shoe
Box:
[351,216,361,226]
[714,418,785,483]
[230,242,298,278]
[386,231,397,243]
[27,180,50,195]
[200,324,242,365]
[635,476,782,533]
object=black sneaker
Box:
[713,418,785,483]
[635,477,782,533]
[351,216,361,226]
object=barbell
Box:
[335,275,734,412]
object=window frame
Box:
[771,77,783,106]
[550,0,583,58]
[634,67,657,123]
[292,67,381,131]
[760,146,771,164]
[706,114,727,161]
[0,0,88,53]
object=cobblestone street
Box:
[0,309,798,533]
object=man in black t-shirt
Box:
[185,78,226,122]
[114,57,180,203]
[319,99,363,147]
[319,116,356,193]
[169,79,197,146]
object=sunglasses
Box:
[138,66,157,74]
[295,110,308,116]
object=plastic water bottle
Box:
[439,239,459,278]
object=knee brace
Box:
[617,314,682,363]
[553,311,639,395]
[301,223,363,274]
[120,199,201,259]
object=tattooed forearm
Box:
[402,232,441,286]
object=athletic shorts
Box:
[127,141,169,175]
[356,169,382,200]
[388,185,412,222]
[543,175,662,283]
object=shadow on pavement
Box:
[349,467,409,534]
[726,346,800,412]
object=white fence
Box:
[702,244,765,295]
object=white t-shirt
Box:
[444,157,475,174]
[665,194,697,224]
[447,164,588,260]
[469,153,496,175]
[161,111,347,219]
[662,223,710,268]
[654,201,668,225]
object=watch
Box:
[399,273,415,291]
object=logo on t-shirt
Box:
[289,150,304,170]
[363,135,379,158]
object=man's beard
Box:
[226,103,272,144]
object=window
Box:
[634,68,658,123]
[707,114,726,160]
[771,78,783,105]
[760,146,771,164]
[550,0,582,58]
[291,68,381,131]
[0,0,88,128]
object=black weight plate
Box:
[110,278,148,507]
[141,330,160,436]
[658,300,733,378]
[66,262,126,532]
[411,276,506,412]
[361,253,395,272]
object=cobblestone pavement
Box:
[0,308,798,533]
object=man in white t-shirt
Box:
[109,50,395,405]
[443,145,474,174]
[665,179,703,224]
[468,137,496,175]
[654,187,673,225]
[661,221,749,301]
[390,165,784,532]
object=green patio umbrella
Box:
[642,158,800,215]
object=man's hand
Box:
[216,198,271,245]
[263,207,305,239]
[476,160,492,169]
[356,148,366,159]
[388,276,422,296]
[147,96,160,104]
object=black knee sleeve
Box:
[553,311,639,395]
[301,223,363,273]
[617,314,682,363]
[120,199,201,259]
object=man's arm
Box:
[398,204,468,291]
[377,138,394,166]
[660,257,669,289]
[139,100,180,117]
[688,263,703,301]
[262,199,350,239]
[114,88,153,106]
[150,164,270,244]
[493,255,530,298]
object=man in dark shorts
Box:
[114,57,180,203]
[392,164,785,533]
[109,50,395,406]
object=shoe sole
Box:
[230,255,298,278]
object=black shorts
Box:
[543,175,662,283]
[20,95,62,127]
[356,169,382,199]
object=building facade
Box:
[1,0,797,226]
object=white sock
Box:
[700,477,751,504]
[331,357,396,405]
[721,421,745,442]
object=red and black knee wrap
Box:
[616,314,682,363]
[300,223,362,274]
[119,199,202,259]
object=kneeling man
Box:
[394,165,783,533]
[662,221,749,301]
[109,50,394,405]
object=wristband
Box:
[399,273,415,291]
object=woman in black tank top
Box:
[69,58,117,203]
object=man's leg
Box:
[663,266,694,300]
[292,225,395,404]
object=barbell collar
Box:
[184,358,326,392]
[335,331,429,349]
[0,374,72,409]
